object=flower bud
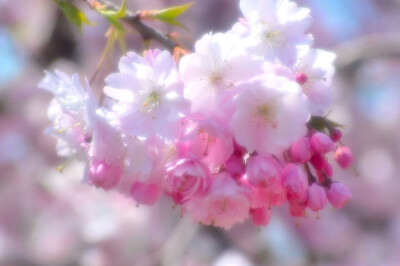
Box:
[130,182,161,206]
[310,152,326,171]
[295,72,308,85]
[334,146,353,169]
[250,207,271,227]
[323,162,333,177]
[330,128,342,142]
[310,132,335,154]
[326,182,352,208]
[290,137,313,163]
[225,154,245,178]
[246,155,282,188]
[88,160,122,190]
[282,164,308,200]
[307,183,327,211]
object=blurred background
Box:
[1,0,400,265]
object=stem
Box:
[81,0,179,51]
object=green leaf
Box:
[98,0,127,19]
[53,0,93,31]
[153,2,194,28]
[106,17,125,32]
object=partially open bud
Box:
[334,146,353,169]
[88,160,122,190]
[225,154,245,178]
[246,155,282,188]
[310,132,335,154]
[307,183,327,211]
[326,182,352,208]
[282,164,308,201]
[290,137,313,163]
[310,152,326,171]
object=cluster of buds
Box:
[40,0,353,229]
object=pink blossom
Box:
[184,172,250,229]
[326,182,352,208]
[310,152,326,171]
[294,49,336,115]
[236,0,313,66]
[165,158,210,203]
[104,50,190,140]
[307,183,327,211]
[179,32,262,113]
[230,77,309,156]
[282,163,308,201]
[334,146,354,169]
[290,136,313,163]
[310,132,335,154]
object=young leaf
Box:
[53,0,93,31]
[152,2,194,28]
[98,0,127,19]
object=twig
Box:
[81,0,178,51]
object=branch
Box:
[82,0,178,51]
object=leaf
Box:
[98,0,127,19]
[152,2,194,29]
[106,17,125,32]
[53,0,93,31]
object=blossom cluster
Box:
[40,0,353,229]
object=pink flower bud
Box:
[307,183,327,211]
[130,182,161,206]
[310,132,335,154]
[330,128,342,142]
[246,155,282,188]
[250,208,271,227]
[225,154,245,178]
[334,146,353,169]
[290,137,313,163]
[326,182,352,208]
[88,160,122,190]
[310,152,326,171]
[295,72,308,85]
[323,162,333,177]
[288,195,307,217]
[282,164,308,201]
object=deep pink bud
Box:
[290,137,313,163]
[310,132,335,154]
[88,160,122,190]
[310,152,326,171]
[225,154,245,178]
[330,128,342,142]
[130,182,161,206]
[288,194,307,217]
[323,162,333,177]
[307,183,327,211]
[295,72,308,85]
[250,208,271,227]
[246,155,282,188]
[334,146,354,169]
[326,182,352,208]
[282,164,308,200]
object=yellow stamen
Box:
[56,157,74,173]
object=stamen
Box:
[56,122,82,134]
[56,157,74,173]
[140,90,161,113]
[221,198,227,212]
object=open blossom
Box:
[235,0,313,66]
[180,32,262,114]
[184,173,250,229]
[230,77,309,155]
[39,71,96,158]
[294,49,336,115]
[104,50,190,140]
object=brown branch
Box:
[81,0,179,51]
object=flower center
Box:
[141,90,161,113]
[257,101,277,127]
[258,22,287,47]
